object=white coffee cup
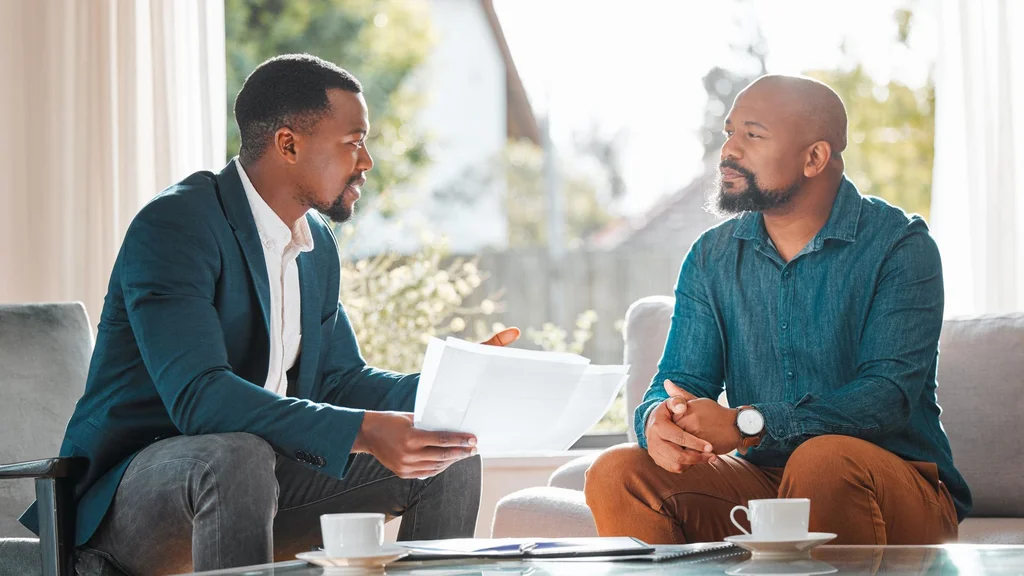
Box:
[730,498,810,541]
[320,513,385,558]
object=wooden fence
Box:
[468,248,681,364]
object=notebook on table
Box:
[396,537,654,561]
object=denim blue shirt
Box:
[634,177,971,521]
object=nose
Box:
[721,134,741,163]
[358,144,374,173]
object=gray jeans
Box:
[77,433,481,575]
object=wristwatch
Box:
[736,406,765,450]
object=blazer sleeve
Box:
[316,300,420,413]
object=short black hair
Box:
[234,54,362,164]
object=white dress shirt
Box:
[236,161,314,396]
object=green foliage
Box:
[224,0,434,201]
[337,224,503,374]
[339,221,601,377]
[806,65,935,219]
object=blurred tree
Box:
[697,1,769,160]
[574,125,627,201]
[224,0,434,202]
[807,6,934,219]
[805,66,934,220]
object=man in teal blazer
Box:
[20,54,518,574]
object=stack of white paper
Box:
[413,337,629,455]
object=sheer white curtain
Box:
[931,0,1024,316]
[0,0,225,322]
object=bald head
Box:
[741,74,848,158]
[712,75,848,216]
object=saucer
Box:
[296,544,409,568]
[726,557,838,575]
[723,533,837,559]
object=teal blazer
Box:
[20,160,418,546]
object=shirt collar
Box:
[731,211,764,241]
[815,176,861,244]
[732,176,862,247]
[235,159,314,255]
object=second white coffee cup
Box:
[320,512,385,558]
[730,498,810,541]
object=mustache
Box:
[719,159,755,179]
[347,174,366,187]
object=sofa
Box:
[491,296,1024,544]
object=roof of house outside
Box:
[481,0,540,145]
[589,158,723,255]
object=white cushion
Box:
[490,487,597,539]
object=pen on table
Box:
[518,541,538,554]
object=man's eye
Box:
[724,130,734,137]
[350,140,364,149]
[748,133,761,139]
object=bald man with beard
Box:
[584,75,969,545]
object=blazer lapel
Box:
[296,243,321,399]
[217,159,272,348]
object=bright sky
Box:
[492,0,938,215]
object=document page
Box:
[413,337,627,455]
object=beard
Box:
[319,190,353,223]
[708,160,800,217]
[300,174,360,223]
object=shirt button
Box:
[787,371,794,379]
[783,270,792,279]
[781,322,788,330]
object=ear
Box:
[803,140,832,178]
[273,128,299,164]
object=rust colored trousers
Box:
[584,435,958,545]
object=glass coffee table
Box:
[177,545,1024,575]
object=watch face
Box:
[738,408,765,436]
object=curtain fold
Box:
[931,0,1024,316]
[0,0,225,322]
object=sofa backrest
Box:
[0,303,92,537]
[622,296,675,442]
[933,314,1024,517]
[621,296,1024,518]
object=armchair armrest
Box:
[548,453,599,491]
[0,457,84,479]
[0,457,85,576]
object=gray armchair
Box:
[1,303,92,576]
[492,296,1024,544]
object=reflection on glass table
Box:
[178,545,1024,576]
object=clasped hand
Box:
[645,379,742,473]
